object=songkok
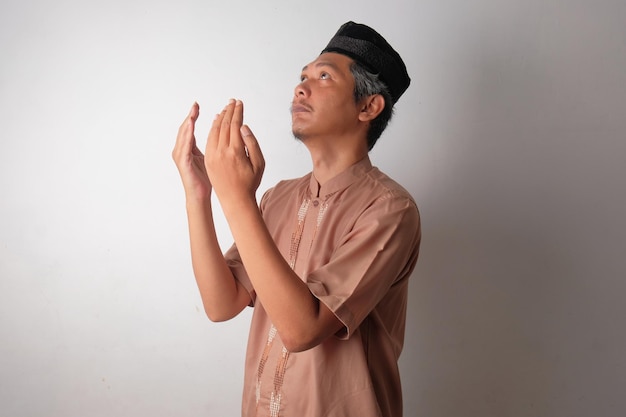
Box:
[321,21,410,103]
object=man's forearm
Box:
[220,195,343,351]
[185,196,250,321]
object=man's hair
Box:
[350,61,394,151]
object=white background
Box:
[1,1,625,416]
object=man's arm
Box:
[172,103,251,321]
[205,100,344,352]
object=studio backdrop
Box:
[1,1,625,416]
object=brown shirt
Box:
[225,157,421,417]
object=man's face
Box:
[291,52,361,141]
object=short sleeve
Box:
[224,243,255,305]
[306,192,421,339]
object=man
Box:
[173,21,420,417]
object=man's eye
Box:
[300,75,307,82]
[320,72,329,79]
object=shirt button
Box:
[313,200,319,207]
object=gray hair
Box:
[350,62,395,150]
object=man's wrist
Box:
[185,192,213,211]
[218,192,259,220]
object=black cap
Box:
[321,21,410,104]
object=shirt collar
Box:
[308,156,373,199]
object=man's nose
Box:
[294,81,309,98]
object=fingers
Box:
[230,100,245,152]
[208,99,246,153]
[173,102,200,161]
[218,99,243,150]
[206,107,222,152]
[207,99,234,151]
[218,100,235,148]
[241,124,265,175]
[189,101,199,121]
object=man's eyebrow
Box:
[301,61,341,72]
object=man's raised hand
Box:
[172,102,213,201]
[204,99,265,210]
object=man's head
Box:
[292,22,409,151]
[323,22,410,150]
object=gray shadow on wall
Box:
[400,5,626,417]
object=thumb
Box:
[240,124,265,174]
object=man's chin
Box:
[291,127,306,141]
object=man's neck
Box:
[307,144,369,185]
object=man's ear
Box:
[358,94,385,122]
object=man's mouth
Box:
[291,103,312,113]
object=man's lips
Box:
[291,103,312,113]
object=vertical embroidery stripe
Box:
[306,200,329,256]
[256,325,278,410]
[256,197,311,417]
[270,347,290,417]
[316,200,329,227]
[289,198,310,269]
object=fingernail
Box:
[241,124,252,137]
[235,100,242,106]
